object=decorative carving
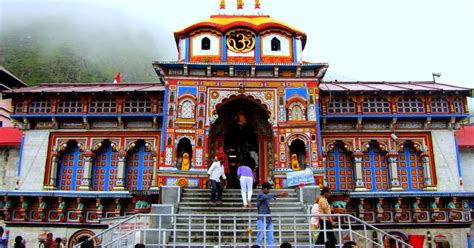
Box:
[226,29,255,53]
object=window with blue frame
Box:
[430,97,449,113]
[362,97,390,113]
[396,97,424,113]
[124,97,152,113]
[361,143,389,191]
[326,143,354,191]
[398,145,424,190]
[57,141,84,190]
[454,97,465,113]
[327,97,356,114]
[57,98,83,113]
[29,98,52,113]
[91,140,118,191]
[126,141,154,190]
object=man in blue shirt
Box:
[256,182,288,246]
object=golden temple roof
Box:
[174,14,307,48]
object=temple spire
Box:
[220,0,226,9]
[237,0,243,10]
[255,0,260,9]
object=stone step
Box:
[173,222,312,229]
[178,206,305,213]
[180,196,300,202]
[179,198,301,205]
[170,233,311,243]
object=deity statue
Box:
[291,154,300,170]
[181,152,191,170]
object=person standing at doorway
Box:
[208,155,227,205]
[256,182,288,247]
[237,163,254,207]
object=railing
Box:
[75,213,412,248]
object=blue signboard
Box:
[286,168,315,187]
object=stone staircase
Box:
[169,188,312,246]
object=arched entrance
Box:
[209,97,272,189]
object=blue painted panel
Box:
[178,86,197,96]
[286,88,307,99]
[221,34,227,62]
[256,34,261,63]
[185,37,190,62]
[292,35,297,63]
[160,88,169,153]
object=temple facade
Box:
[1,1,473,247]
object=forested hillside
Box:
[0,2,169,85]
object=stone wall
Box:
[0,222,105,247]
[431,130,463,191]
[0,146,19,190]
[460,149,474,191]
[18,130,50,190]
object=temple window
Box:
[454,97,465,113]
[288,102,306,121]
[201,37,211,50]
[326,143,354,191]
[361,143,389,191]
[15,101,24,113]
[126,140,153,190]
[398,144,424,190]
[396,97,424,113]
[362,97,390,113]
[179,99,195,118]
[327,97,356,114]
[57,98,83,113]
[271,37,281,51]
[430,97,449,113]
[57,140,85,190]
[124,97,152,113]
[29,98,52,113]
[89,98,117,113]
[91,140,118,191]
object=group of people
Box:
[207,155,359,247]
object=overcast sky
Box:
[1,0,473,89]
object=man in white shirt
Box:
[208,155,227,205]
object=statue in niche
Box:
[291,153,300,170]
[181,152,191,170]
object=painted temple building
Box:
[1,0,473,246]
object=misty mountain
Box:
[0,1,171,85]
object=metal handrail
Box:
[75,213,412,248]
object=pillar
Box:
[387,150,403,191]
[352,150,367,191]
[421,152,436,190]
[114,149,128,191]
[150,148,159,190]
[79,149,95,190]
[45,151,61,190]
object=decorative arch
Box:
[360,141,390,191]
[397,141,425,190]
[326,141,354,191]
[175,137,193,170]
[92,140,119,152]
[287,134,309,170]
[56,140,86,191]
[177,93,196,119]
[325,140,354,153]
[68,229,98,247]
[286,96,307,121]
[126,140,154,190]
[209,90,275,125]
[126,140,154,152]
[91,140,119,191]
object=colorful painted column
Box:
[387,150,403,191]
[79,149,94,190]
[352,150,367,191]
[113,149,128,190]
[46,151,60,190]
